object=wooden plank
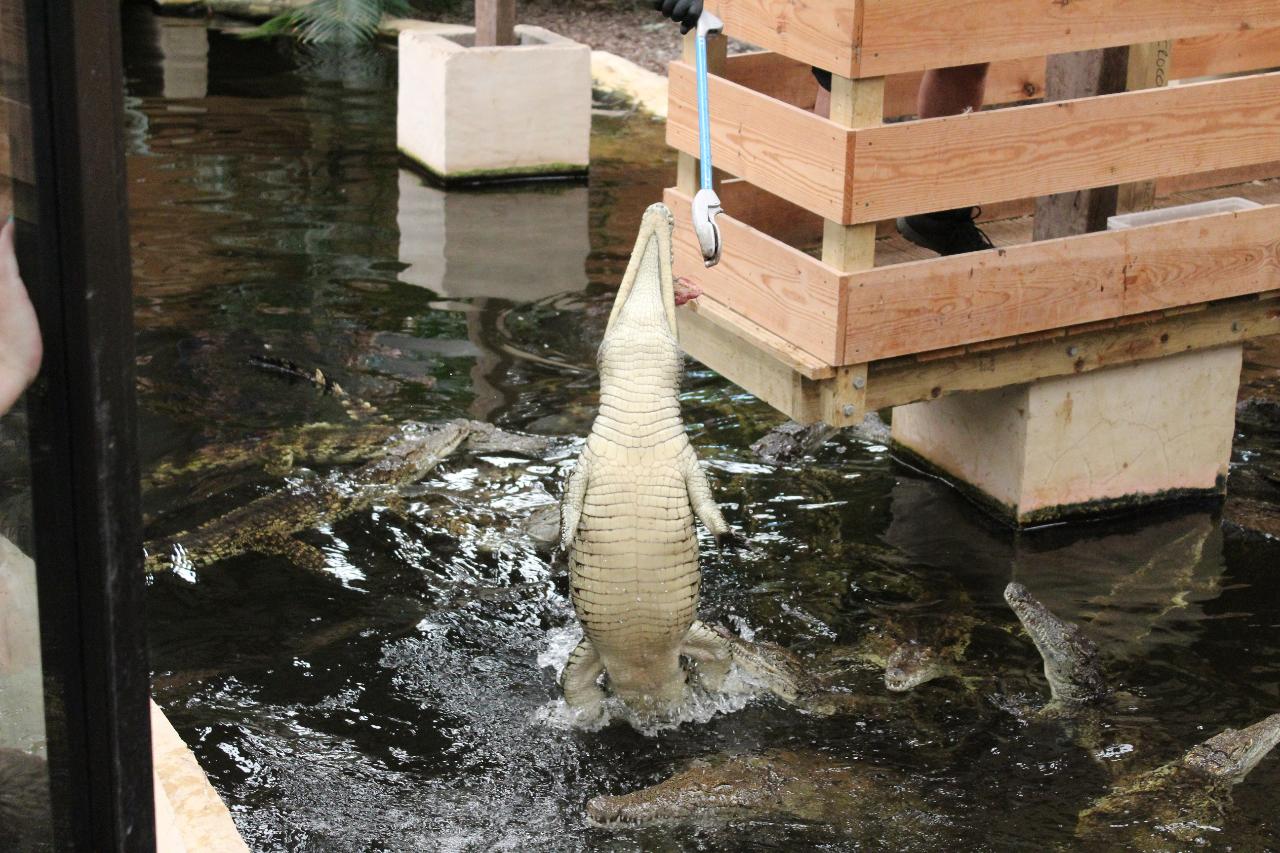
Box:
[843,204,1280,362]
[702,0,860,79]
[847,70,1280,225]
[1118,41,1173,213]
[1172,26,1280,78]
[723,27,1280,123]
[856,0,1280,77]
[682,291,834,378]
[474,0,516,47]
[716,178,822,249]
[1032,47,1130,240]
[678,301,824,424]
[666,186,844,364]
[668,60,849,223]
[865,293,1280,410]
[723,51,818,111]
[670,64,1280,225]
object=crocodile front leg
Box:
[682,621,733,692]
[562,636,606,723]
[559,453,591,553]
[682,450,735,547]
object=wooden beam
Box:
[844,204,1280,362]
[847,70,1280,225]
[474,0,516,47]
[1173,26,1280,78]
[666,186,844,363]
[723,27,1280,123]
[668,60,849,222]
[855,0,1280,77]
[1118,40,1173,214]
[669,64,1280,225]
[817,73,882,424]
[703,0,1280,79]
[678,301,825,424]
[1032,47,1130,240]
[865,293,1280,410]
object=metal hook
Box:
[693,11,724,267]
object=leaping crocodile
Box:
[1076,712,1280,849]
[558,204,798,725]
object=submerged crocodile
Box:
[1076,712,1280,849]
[559,204,797,724]
[586,748,936,840]
[144,419,482,574]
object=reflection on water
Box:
[124,9,1280,851]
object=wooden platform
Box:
[676,177,1280,425]
[667,3,1280,428]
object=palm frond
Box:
[242,0,415,44]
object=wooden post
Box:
[819,73,883,425]
[676,30,727,194]
[1032,47,1129,240]
[1118,40,1173,213]
[474,0,516,47]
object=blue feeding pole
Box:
[691,11,724,267]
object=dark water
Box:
[123,9,1280,851]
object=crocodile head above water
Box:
[1182,712,1280,784]
[596,202,680,400]
[884,641,946,692]
[1004,582,1110,707]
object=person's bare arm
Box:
[0,218,42,415]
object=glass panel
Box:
[0,0,53,849]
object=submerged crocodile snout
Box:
[1184,712,1280,784]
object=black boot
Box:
[897,207,994,256]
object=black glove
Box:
[653,0,702,35]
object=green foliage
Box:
[244,0,415,44]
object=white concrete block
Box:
[397,25,591,182]
[891,345,1243,524]
[396,169,589,300]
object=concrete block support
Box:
[397,24,590,184]
[891,345,1244,525]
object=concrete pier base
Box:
[891,345,1244,525]
[396,24,590,184]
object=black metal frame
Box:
[19,2,155,849]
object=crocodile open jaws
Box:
[558,203,796,727]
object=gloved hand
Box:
[652,0,702,34]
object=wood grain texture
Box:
[703,0,858,78]
[849,71,1280,224]
[1173,27,1280,78]
[843,204,1280,362]
[716,177,823,248]
[666,186,844,363]
[858,0,1280,77]
[667,60,848,222]
[866,293,1279,410]
[1032,47,1129,240]
[678,301,824,423]
[1118,40,1173,214]
[474,0,516,46]
[721,27,1280,122]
